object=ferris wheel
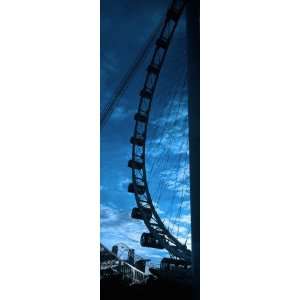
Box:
[127,0,191,263]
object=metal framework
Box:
[128,0,191,262]
[100,243,148,285]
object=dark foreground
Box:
[101,276,193,300]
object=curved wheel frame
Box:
[129,0,191,262]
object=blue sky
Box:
[100,0,190,264]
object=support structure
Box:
[186,0,200,298]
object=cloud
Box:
[101,53,118,75]
[100,204,120,224]
[101,203,146,249]
[154,206,165,215]
[110,105,135,121]
[180,200,190,210]
[177,213,191,225]
[158,163,190,197]
[146,119,189,158]
[117,177,131,192]
[146,138,189,158]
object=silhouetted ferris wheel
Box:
[127,0,191,263]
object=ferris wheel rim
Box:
[129,0,191,262]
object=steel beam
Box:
[186,0,200,298]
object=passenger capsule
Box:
[147,63,160,75]
[128,160,143,170]
[131,207,152,220]
[134,112,148,123]
[128,183,146,195]
[166,8,180,22]
[130,136,145,146]
[140,88,153,99]
[140,232,164,249]
[160,257,190,271]
[156,37,169,49]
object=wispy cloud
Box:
[158,163,190,197]
[110,105,135,121]
[101,203,147,247]
[101,53,118,75]
[177,213,191,226]
[145,92,189,156]
[117,177,131,192]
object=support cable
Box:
[100,18,164,130]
